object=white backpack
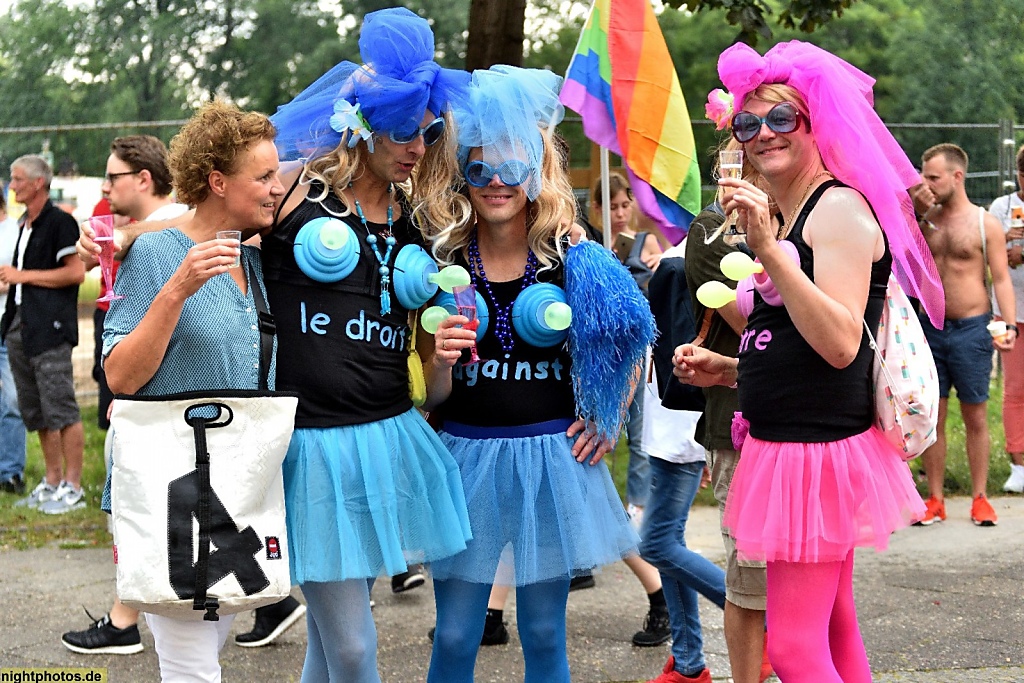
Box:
[863,275,940,461]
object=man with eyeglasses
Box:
[60,135,190,658]
[0,154,85,515]
[988,144,1024,494]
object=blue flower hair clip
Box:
[330,100,374,153]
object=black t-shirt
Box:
[437,256,576,427]
[0,200,80,356]
[737,181,890,442]
[261,182,422,428]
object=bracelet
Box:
[1009,324,1019,334]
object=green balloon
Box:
[420,306,450,334]
[429,265,471,292]
[319,222,349,250]
[544,302,572,331]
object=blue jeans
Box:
[639,458,727,677]
[0,340,26,481]
[625,393,651,507]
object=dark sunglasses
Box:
[730,102,805,144]
[463,160,531,188]
[388,117,446,146]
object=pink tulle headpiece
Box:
[716,41,945,326]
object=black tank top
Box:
[737,180,890,442]
[261,179,424,428]
[436,253,577,427]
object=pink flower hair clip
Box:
[705,88,734,131]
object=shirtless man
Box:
[913,143,1016,526]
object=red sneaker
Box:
[647,656,712,683]
[759,631,774,683]
[970,494,998,526]
[913,495,946,526]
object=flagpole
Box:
[600,146,611,248]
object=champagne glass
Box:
[706,150,745,245]
[451,284,481,365]
[91,215,124,303]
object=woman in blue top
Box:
[102,102,284,681]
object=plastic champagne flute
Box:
[706,150,745,245]
[91,215,124,303]
[451,284,482,365]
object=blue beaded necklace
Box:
[468,230,538,355]
[353,186,396,316]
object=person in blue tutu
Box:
[263,8,473,682]
[421,65,655,683]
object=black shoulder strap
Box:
[245,257,275,391]
[274,172,305,226]
[629,232,648,260]
[791,178,844,231]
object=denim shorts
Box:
[919,312,993,404]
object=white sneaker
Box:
[39,481,86,514]
[14,479,58,509]
[1003,464,1024,493]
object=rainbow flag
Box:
[559,0,701,242]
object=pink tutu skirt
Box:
[723,426,926,563]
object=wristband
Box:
[1009,324,1019,334]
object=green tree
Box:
[667,0,858,45]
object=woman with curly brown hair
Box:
[100,101,284,681]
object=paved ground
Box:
[2,495,1024,682]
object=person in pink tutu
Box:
[673,41,944,682]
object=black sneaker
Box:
[235,596,307,648]
[569,573,596,592]
[61,610,143,655]
[391,564,426,594]
[632,607,671,647]
[427,619,510,647]
[0,473,24,494]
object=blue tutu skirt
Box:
[428,419,639,586]
[282,408,472,584]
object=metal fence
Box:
[1,116,1022,213]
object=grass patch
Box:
[0,403,112,551]
[0,376,1011,550]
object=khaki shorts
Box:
[6,312,80,432]
[707,447,767,611]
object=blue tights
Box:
[428,578,571,683]
[300,579,379,683]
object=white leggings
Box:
[145,613,235,682]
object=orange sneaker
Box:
[913,495,946,526]
[970,494,998,526]
[646,657,712,683]
[759,631,774,683]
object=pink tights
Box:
[1002,328,1024,454]
[765,551,871,683]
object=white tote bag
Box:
[111,390,298,621]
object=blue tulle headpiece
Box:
[564,239,657,444]
[452,65,564,201]
[270,7,470,161]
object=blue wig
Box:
[270,7,469,161]
[452,65,564,201]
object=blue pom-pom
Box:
[565,240,657,444]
